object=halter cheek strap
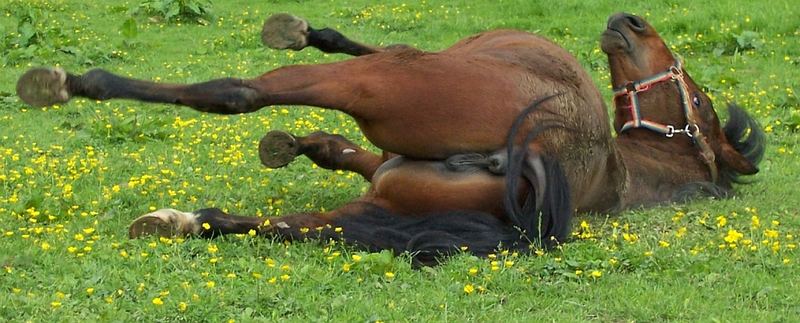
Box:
[613,60,719,182]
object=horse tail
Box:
[323,95,573,266]
[323,152,571,267]
[324,206,530,266]
[502,94,573,248]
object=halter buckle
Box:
[666,125,676,138]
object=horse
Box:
[15,12,764,265]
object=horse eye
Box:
[692,94,701,107]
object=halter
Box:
[612,59,719,182]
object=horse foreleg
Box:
[259,130,392,181]
[127,201,379,240]
[261,13,413,56]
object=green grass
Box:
[1,0,798,321]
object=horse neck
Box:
[613,133,712,208]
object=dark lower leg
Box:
[306,28,382,56]
[66,70,263,114]
[261,13,413,56]
[259,130,388,181]
[194,208,342,240]
[297,132,386,180]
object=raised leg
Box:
[261,13,414,56]
[15,59,363,114]
[259,130,392,181]
[16,31,531,159]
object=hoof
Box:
[261,13,309,50]
[129,209,199,239]
[129,216,175,239]
[16,67,71,107]
[259,130,299,168]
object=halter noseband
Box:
[613,60,719,182]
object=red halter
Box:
[612,60,719,182]
[613,60,698,137]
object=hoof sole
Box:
[16,67,70,107]
[129,216,176,239]
[261,13,309,50]
[259,130,299,168]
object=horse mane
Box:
[673,103,766,201]
[719,103,767,186]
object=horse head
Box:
[601,12,764,188]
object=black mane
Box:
[674,103,766,201]
[719,103,767,187]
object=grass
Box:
[0,0,798,321]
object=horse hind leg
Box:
[259,130,390,181]
[261,13,413,56]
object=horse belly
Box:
[370,159,508,217]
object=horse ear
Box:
[719,142,758,175]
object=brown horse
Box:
[15,13,764,265]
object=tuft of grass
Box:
[0,0,798,321]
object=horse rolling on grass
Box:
[16,13,764,266]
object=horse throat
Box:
[613,137,714,208]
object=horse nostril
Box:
[625,15,646,32]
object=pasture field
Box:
[1,0,798,321]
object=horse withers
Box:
[16,13,764,265]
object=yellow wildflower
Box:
[724,229,743,243]
[716,216,727,228]
[765,229,779,239]
[463,284,475,294]
[751,216,760,228]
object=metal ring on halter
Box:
[685,124,699,138]
[669,65,682,78]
